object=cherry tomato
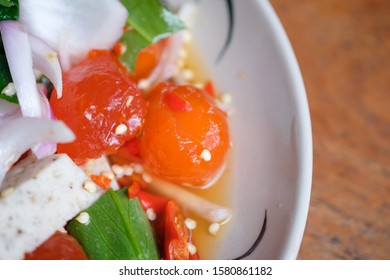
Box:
[139,82,230,187]
[134,39,166,81]
[24,231,88,260]
[50,50,146,164]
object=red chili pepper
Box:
[164,200,190,260]
[127,181,141,198]
[90,174,112,190]
[204,80,216,97]
[138,191,168,215]
[164,91,193,112]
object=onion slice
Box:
[0,118,75,187]
[31,86,58,159]
[19,0,128,69]
[141,33,184,88]
[29,34,62,99]
[0,21,41,118]
[148,176,232,224]
[0,99,21,126]
[141,2,198,87]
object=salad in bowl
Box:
[0,0,312,260]
[0,0,233,260]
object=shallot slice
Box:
[0,99,21,127]
[19,0,128,69]
[0,118,75,187]
[31,85,58,159]
[0,21,41,118]
[148,176,232,224]
[29,34,62,99]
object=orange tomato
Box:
[50,50,146,164]
[139,82,230,187]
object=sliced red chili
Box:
[90,174,112,190]
[164,91,193,112]
[164,200,190,260]
[204,80,216,97]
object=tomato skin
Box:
[50,50,146,164]
[24,231,88,260]
[139,82,230,187]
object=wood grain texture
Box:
[270,0,390,259]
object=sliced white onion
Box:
[142,33,184,88]
[31,85,57,159]
[19,0,128,69]
[0,21,42,118]
[0,99,21,126]
[29,34,62,99]
[0,118,75,185]
[142,2,198,87]
[148,176,232,224]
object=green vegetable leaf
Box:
[119,30,149,73]
[0,0,18,21]
[0,53,17,103]
[66,188,159,260]
[118,0,185,72]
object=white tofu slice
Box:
[0,154,107,260]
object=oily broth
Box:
[176,39,234,259]
[184,159,233,259]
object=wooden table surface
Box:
[270,0,390,259]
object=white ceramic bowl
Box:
[168,0,312,259]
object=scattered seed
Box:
[146,208,156,221]
[76,212,90,225]
[138,79,150,90]
[123,165,134,176]
[184,218,197,230]
[200,149,212,162]
[208,223,220,236]
[182,69,194,81]
[142,172,153,184]
[46,51,58,62]
[83,180,97,193]
[115,124,128,135]
[102,171,115,180]
[187,243,197,255]
[126,96,134,107]
[1,83,16,97]
[219,92,232,105]
[111,164,124,177]
[133,163,144,174]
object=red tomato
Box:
[50,50,146,164]
[139,82,230,187]
[24,231,88,260]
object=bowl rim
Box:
[258,0,313,259]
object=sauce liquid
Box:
[185,161,233,259]
[179,40,234,259]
